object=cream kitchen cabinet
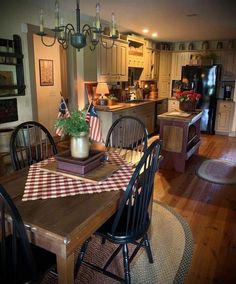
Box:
[158,51,172,98]
[143,49,160,81]
[110,41,128,82]
[171,52,191,80]
[96,102,155,141]
[84,37,128,82]
[153,50,160,80]
[168,98,180,112]
[215,100,235,135]
[142,48,152,80]
[215,50,236,81]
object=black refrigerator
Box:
[181,65,221,134]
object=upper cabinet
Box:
[84,37,128,83]
[171,52,191,80]
[126,36,145,68]
[0,35,25,97]
[142,45,160,81]
[215,50,236,81]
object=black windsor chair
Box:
[10,121,58,170]
[0,184,56,284]
[105,115,149,166]
[75,139,162,284]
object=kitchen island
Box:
[95,98,168,140]
[158,111,202,172]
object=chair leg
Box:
[74,237,91,277]
[101,237,106,244]
[122,244,131,284]
[143,233,154,263]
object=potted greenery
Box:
[55,110,90,159]
[107,94,118,106]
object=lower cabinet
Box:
[215,100,235,135]
[96,102,155,141]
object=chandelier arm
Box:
[64,23,75,34]
[100,38,115,49]
[40,34,57,47]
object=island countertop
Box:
[158,110,202,124]
[94,97,168,112]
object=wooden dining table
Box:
[0,165,124,284]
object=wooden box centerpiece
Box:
[55,150,105,175]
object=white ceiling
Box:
[63,0,236,42]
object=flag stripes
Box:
[55,97,70,136]
[86,102,103,143]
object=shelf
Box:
[0,34,25,97]
[0,85,26,90]
[0,52,23,59]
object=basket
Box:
[179,101,196,112]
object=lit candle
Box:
[60,18,64,39]
[55,0,59,28]
[92,22,97,41]
[111,12,116,36]
[40,9,44,33]
[95,3,101,30]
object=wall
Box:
[33,34,61,135]
[0,0,86,130]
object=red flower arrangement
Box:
[176,90,201,103]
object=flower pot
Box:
[70,132,90,159]
[179,101,196,112]
[107,99,117,106]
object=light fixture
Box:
[38,0,119,51]
[142,28,149,34]
[96,82,109,106]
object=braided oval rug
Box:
[42,201,193,284]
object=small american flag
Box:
[86,102,103,143]
[55,97,70,136]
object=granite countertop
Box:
[95,97,168,112]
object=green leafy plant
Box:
[55,110,89,137]
[107,94,118,100]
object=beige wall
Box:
[33,34,61,135]
[0,0,86,130]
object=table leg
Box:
[56,253,75,284]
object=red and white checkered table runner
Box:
[23,152,133,201]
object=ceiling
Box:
[63,0,236,42]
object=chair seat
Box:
[96,205,150,244]
[0,236,56,283]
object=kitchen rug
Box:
[196,159,236,185]
[42,201,193,284]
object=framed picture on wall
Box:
[39,59,54,86]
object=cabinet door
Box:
[110,42,119,82]
[215,51,236,81]
[153,50,160,79]
[143,48,152,80]
[158,52,172,98]
[159,52,172,77]
[171,52,191,80]
[158,80,171,98]
[97,38,111,82]
[215,101,234,133]
[117,42,128,81]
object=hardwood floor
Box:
[153,134,236,283]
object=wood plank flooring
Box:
[153,134,236,283]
